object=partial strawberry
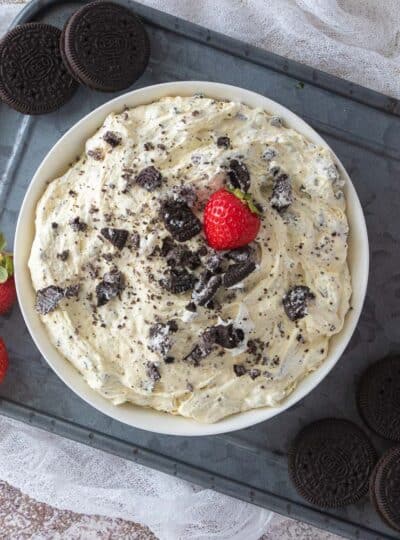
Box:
[204,188,261,250]
[0,338,9,383]
[0,233,16,315]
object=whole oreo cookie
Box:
[370,447,400,532]
[0,23,78,114]
[61,1,150,92]
[357,356,400,442]
[288,418,376,508]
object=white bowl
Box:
[14,82,369,436]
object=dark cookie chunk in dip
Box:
[214,324,244,349]
[96,269,124,307]
[100,228,129,250]
[225,245,254,263]
[172,185,197,207]
[135,166,162,192]
[270,173,292,211]
[204,252,224,273]
[228,159,250,192]
[57,250,69,261]
[160,198,201,242]
[162,239,201,270]
[160,267,196,294]
[283,286,315,321]
[233,364,246,377]
[35,286,66,315]
[87,148,104,161]
[103,131,122,147]
[223,260,256,288]
[70,217,87,232]
[184,328,216,366]
[146,362,161,382]
[217,136,230,149]
[249,368,261,379]
[147,320,178,357]
[192,272,221,306]
[64,284,80,299]
[144,142,154,151]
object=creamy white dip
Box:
[29,95,351,423]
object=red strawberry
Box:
[204,189,261,250]
[0,233,16,314]
[0,277,16,315]
[0,338,9,383]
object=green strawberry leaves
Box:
[0,234,13,283]
[226,187,262,216]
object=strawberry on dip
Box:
[204,188,261,250]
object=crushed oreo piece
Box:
[146,362,161,382]
[233,364,246,377]
[249,368,261,379]
[215,324,244,349]
[197,245,208,258]
[35,286,65,315]
[100,227,129,250]
[87,148,104,161]
[160,267,196,294]
[204,252,224,273]
[283,286,315,321]
[135,166,162,192]
[217,136,230,149]
[96,269,124,307]
[57,250,69,261]
[225,245,253,263]
[223,260,256,288]
[172,185,197,207]
[270,116,283,127]
[160,198,201,242]
[271,173,292,211]
[51,222,58,229]
[164,243,201,271]
[192,272,221,306]
[185,302,197,312]
[85,263,99,279]
[262,147,277,161]
[64,284,80,299]
[70,217,87,232]
[148,321,177,357]
[161,236,175,257]
[103,131,122,147]
[168,320,178,332]
[129,232,141,249]
[184,328,216,366]
[144,142,154,151]
[228,159,250,192]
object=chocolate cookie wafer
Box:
[0,23,77,114]
[370,446,400,532]
[61,1,150,92]
[357,356,400,442]
[288,418,376,508]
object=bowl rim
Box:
[14,81,369,436]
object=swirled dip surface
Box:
[29,96,351,423]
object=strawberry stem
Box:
[226,187,262,216]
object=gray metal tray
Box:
[1,1,399,538]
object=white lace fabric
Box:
[1,1,399,538]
